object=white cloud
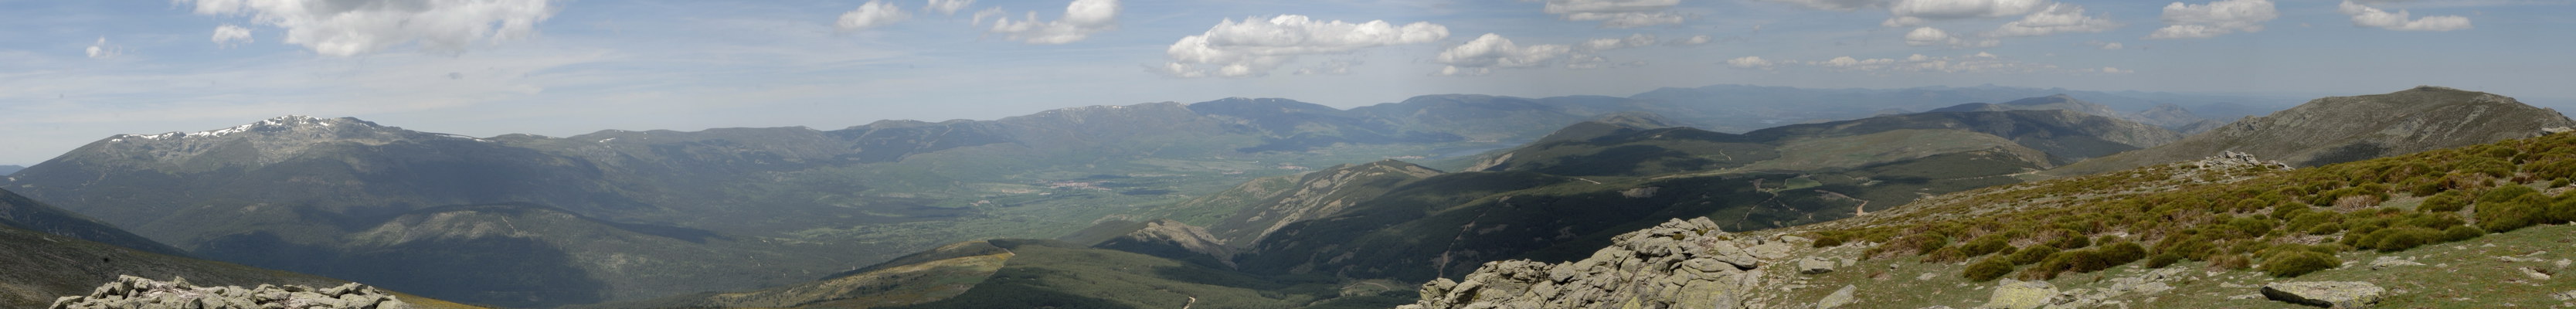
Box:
[1545,0,1687,28]
[1757,0,1889,11]
[2146,0,2277,39]
[838,1,912,31]
[1668,35,1713,46]
[1156,15,1448,78]
[1738,52,2092,74]
[1883,0,2051,27]
[2099,66,2131,73]
[1902,27,1997,48]
[926,0,975,15]
[1990,3,2121,36]
[84,37,117,59]
[1434,33,1576,76]
[178,0,559,56]
[988,0,1120,44]
[212,25,254,46]
[1582,34,1659,50]
[1727,56,1776,69]
[2336,1,2471,32]
[2092,41,2124,49]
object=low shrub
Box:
[1959,235,2013,257]
[2146,253,2183,269]
[2008,246,2058,266]
[2261,251,2340,277]
[1963,257,2014,282]
[2420,191,2469,212]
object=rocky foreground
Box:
[1400,219,2442,309]
[49,276,408,309]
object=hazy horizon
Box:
[5,0,2571,165]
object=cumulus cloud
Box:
[2098,66,2131,73]
[838,1,912,31]
[1669,35,1713,46]
[1435,33,1576,76]
[988,0,1120,44]
[212,25,254,46]
[1902,27,1997,48]
[1155,15,1448,78]
[2336,1,2470,32]
[1726,56,1776,69]
[85,37,118,59]
[1582,34,1659,50]
[2088,41,2124,49]
[1990,3,2120,36]
[178,0,558,56]
[2146,0,2277,39]
[1545,0,1687,28]
[926,0,974,15]
[1883,0,2050,27]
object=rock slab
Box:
[2261,281,2384,308]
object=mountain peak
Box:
[112,115,381,141]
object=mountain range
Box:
[0,84,2300,307]
[632,86,2568,308]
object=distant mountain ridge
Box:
[0,84,2293,307]
[2049,86,2576,176]
[0,165,22,175]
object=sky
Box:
[0,0,2571,165]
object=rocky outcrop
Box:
[2261,281,2384,308]
[1401,218,1785,309]
[49,276,408,309]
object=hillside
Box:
[0,165,19,175]
[0,218,478,308]
[2050,86,2576,176]
[1407,130,2576,309]
[1213,109,2160,282]
[0,188,185,256]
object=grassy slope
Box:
[1735,131,2576,308]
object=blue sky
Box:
[1,0,2570,165]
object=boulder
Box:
[1981,279,2059,309]
[1799,257,1837,274]
[1818,285,1857,308]
[2261,281,2384,308]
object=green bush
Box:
[2261,251,2340,277]
[2008,246,2058,265]
[2146,253,2183,269]
[1963,257,2014,282]
[1959,235,2013,257]
[2099,242,2148,266]
[2421,191,2469,212]
[2476,201,2541,233]
[2441,225,2486,242]
[2357,227,2442,252]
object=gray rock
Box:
[1799,257,1837,274]
[1982,278,2060,309]
[2367,256,2423,270]
[2261,281,2384,308]
[49,276,410,309]
[1819,284,1857,308]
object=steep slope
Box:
[0,188,185,256]
[1745,109,2183,165]
[1191,161,1447,247]
[1223,110,2116,281]
[2050,86,2576,176]
[1408,130,2576,309]
[190,203,830,307]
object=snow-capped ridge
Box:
[108,115,385,142]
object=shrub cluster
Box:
[1812,133,2576,281]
